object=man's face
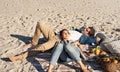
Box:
[82,28,91,35]
[96,36,101,42]
[61,30,70,40]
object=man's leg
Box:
[9,21,59,61]
[9,51,40,62]
[28,21,57,46]
[9,39,57,61]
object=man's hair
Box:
[88,27,95,37]
[96,33,106,44]
[60,29,69,36]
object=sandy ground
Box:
[0,0,120,72]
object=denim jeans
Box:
[65,43,81,62]
[50,41,81,65]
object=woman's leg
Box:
[59,49,72,62]
[65,44,81,62]
[48,42,64,72]
[65,44,88,72]
[77,61,89,72]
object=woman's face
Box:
[61,30,70,40]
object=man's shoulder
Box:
[69,30,82,41]
[69,30,82,35]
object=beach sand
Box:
[0,0,120,72]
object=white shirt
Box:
[69,30,82,41]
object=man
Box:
[8,21,95,62]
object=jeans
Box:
[50,41,81,65]
[65,43,81,62]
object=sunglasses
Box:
[84,28,90,32]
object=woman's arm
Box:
[71,41,85,50]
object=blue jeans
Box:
[50,42,71,65]
[50,41,81,65]
[65,43,81,62]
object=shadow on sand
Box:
[1,34,48,72]
[10,34,47,44]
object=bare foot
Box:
[82,68,89,72]
[82,67,90,72]
[9,56,22,62]
[47,64,53,72]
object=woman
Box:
[47,29,89,72]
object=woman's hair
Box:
[59,29,69,37]
[88,27,95,37]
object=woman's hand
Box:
[71,41,80,47]
[71,41,85,50]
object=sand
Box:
[0,0,120,72]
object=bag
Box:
[100,40,120,54]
